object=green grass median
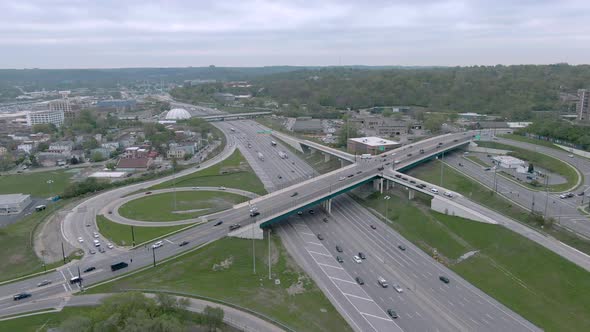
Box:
[119,191,248,222]
[96,215,189,247]
[152,150,266,195]
[360,191,590,331]
[0,169,74,197]
[87,235,352,332]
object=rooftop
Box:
[0,194,31,205]
[348,136,399,146]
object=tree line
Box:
[518,120,590,150]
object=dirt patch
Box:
[34,207,76,263]
[212,256,234,271]
[286,275,307,295]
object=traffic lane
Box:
[304,205,467,332]
[278,220,401,332]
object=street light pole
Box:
[384,195,391,220]
[131,225,136,247]
[152,247,156,267]
[268,228,272,280]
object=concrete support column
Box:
[310,148,316,155]
[324,153,331,162]
[408,189,415,200]
[326,199,332,214]
[385,179,390,191]
[379,178,384,194]
[373,179,380,191]
[341,159,345,168]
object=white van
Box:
[378,277,389,288]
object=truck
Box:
[271,141,277,146]
[360,154,372,159]
[257,152,264,161]
[110,262,129,272]
[278,151,288,159]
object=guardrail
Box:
[120,289,296,332]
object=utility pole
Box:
[268,229,272,280]
[172,160,177,210]
[131,225,136,247]
[440,152,444,186]
[543,175,550,217]
[61,242,66,264]
[493,167,498,193]
[152,247,156,267]
[384,195,391,220]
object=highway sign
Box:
[257,130,272,134]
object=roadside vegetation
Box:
[499,133,560,150]
[152,150,267,195]
[476,141,579,191]
[119,191,248,222]
[359,190,590,332]
[87,235,352,331]
[96,215,189,247]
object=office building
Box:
[26,109,65,127]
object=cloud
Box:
[0,0,588,68]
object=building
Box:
[49,99,78,121]
[165,108,191,120]
[167,144,195,159]
[213,93,236,102]
[17,142,34,154]
[0,194,32,215]
[0,146,7,156]
[292,118,323,133]
[577,89,589,121]
[96,99,137,111]
[26,109,65,127]
[48,141,74,154]
[116,157,153,171]
[37,152,67,167]
[347,136,400,155]
[493,156,525,169]
[122,147,149,159]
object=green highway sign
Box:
[257,130,272,134]
[379,146,385,151]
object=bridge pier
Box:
[324,153,331,162]
[310,147,316,155]
[373,178,384,194]
[408,189,415,200]
[322,199,332,214]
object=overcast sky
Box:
[1,0,589,68]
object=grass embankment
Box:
[0,307,91,332]
[408,160,590,255]
[499,134,560,150]
[96,215,188,247]
[119,191,248,222]
[465,155,490,167]
[0,201,79,282]
[361,191,590,332]
[0,169,74,197]
[476,141,579,191]
[87,235,352,332]
[151,150,266,195]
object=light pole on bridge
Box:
[383,195,391,220]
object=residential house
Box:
[116,157,153,171]
[167,144,195,159]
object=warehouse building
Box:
[0,194,32,216]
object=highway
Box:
[224,120,538,331]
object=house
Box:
[48,141,74,154]
[116,157,153,171]
[167,144,195,159]
[0,146,7,156]
[101,142,120,150]
[17,142,34,154]
[122,147,149,159]
[37,152,67,167]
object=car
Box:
[152,241,164,249]
[219,186,226,190]
[13,293,31,301]
[278,175,282,179]
[98,247,105,253]
[430,188,439,194]
[377,166,384,171]
[394,160,401,164]
[317,234,324,241]
[193,186,200,190]
[407,153,412,157]
[353,255,362,263]
[93,232,99,238]
[387,309,398,319]
[393,284,403,293]
[309,209,315,214]
[402,177,408,181]
[484,167,491,171]
[77,237,84,243]
[323,217,328,223]
[229,224,241,231]
[297,211,303,216]
[394,174,402,178]
[569,154,574,158]
[370,225,376,230]
[356,171,362,174]
[94,241,101,247]
[347,174,354,178]
[336,256,343,263]
[250,211,260,217]
[83,267,96,273]
[355,277,364,285]
[89,249,96,254]
[214,220,223,226]
[578,192,585,196]
[338,176,346,181]
[458,163,463,167]
[358,252,366,259]
[419,149,425,154]
[378,277,388,288]
[385,162,391,165]
[145,191,152,195]
[37,280,52,287]
[567,192,575,198]
[107,243,114,249]
[291,192,298,197]
[409,180,416,184]
[108,210,112,214]
[179,241,189,247]
[336,246,343,252]
[453,139,458,142]
[443,191,453,198]
[398,245,406,251]
[439,276,450,284]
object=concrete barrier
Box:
[431,196,497,224]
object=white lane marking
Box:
[361,312,394,321]
[62,284,68,292]
[470,318,481,326]
[300,231,315,236]
[317,262,344,270]
[331,277,358,285]
[342,293,375,302]
[307,250,332,257]
[165,239,174,244]
[306,241,324,246]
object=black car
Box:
[278,175,282,179]
[250,211,260,217]
[297,211,303,216]
[13,293,31,301]
[336,256,343,263]
[291,192,299,197]
[377,167,384,171]
[358,252,366,259]
[179,241,190,247]
[407,153,412,157]
[356,171,362,174]
[439,276,450,284]
[398,245,406,251]
[317,234,324,241]
[409,180,416,184]
[578,192,585,196]
[394,174,402,178]
[370,225,376,230]
[214,220,223,226]
[83,267,96,273]
[323,217,328,223]
[347,174,354,178]
[336,246,343,252]
[355,277,364,285]
[309,210,315,214]
[453,139,458,142]
[387,309,398,319]
[385,162,391,165]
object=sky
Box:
[1,0,589,68]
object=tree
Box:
[37,142,49,152]
[382,109,393,118]
[91,151,105,162]
[106,162,116,170]
[203,306,224,331]
[82,137,99,150]
[0,155,14,171]
[528,163,534,173]
[32,123,57,134]
[337,122,361,148]
[424,113,446,133]
[70,156,79,165]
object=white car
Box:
[77,237,84,243]
[339,176,346,181]
[568,154,574,158]
[393,284,404,293]
[93,232,99,238]
[219,186,226,190]
[353,255,362,264]
[152,241,164,249]
[394,160,401,164]
[443,191,453,198]
[430,188,439,194]
[107,243,114,249]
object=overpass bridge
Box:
[226,134,473,238]
[198,111,272,121]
